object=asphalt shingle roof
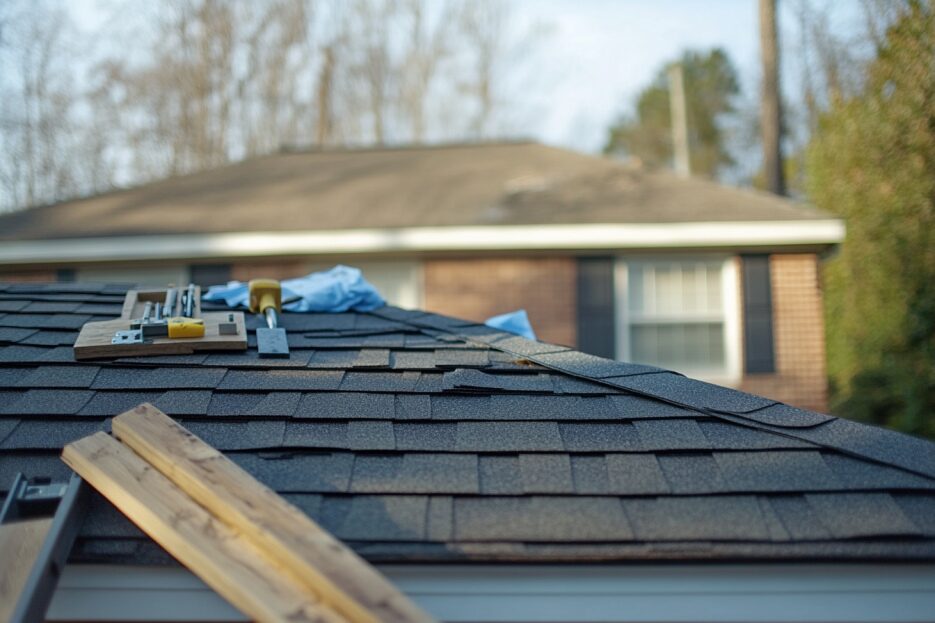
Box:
[1,282,935,565]
[0,143,833,242]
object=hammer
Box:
[248,279,290,358]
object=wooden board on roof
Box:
[73,287,246,359]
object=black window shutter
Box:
[741,255,775,374]
[576,257,616,359]
[189,264,232,288]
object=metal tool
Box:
[164,287,178,317]
[162,282,205,339]
[219,313,238,335]
[113,284,205,345]
[183,283,196,318]
[249,279,289,358]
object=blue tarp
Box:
[485,309,537,340]
[203,265,385,312]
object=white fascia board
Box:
[49,562,935,622]
[0,220,845,265]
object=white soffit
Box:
[49,563,935,623]
[0,221,845,264]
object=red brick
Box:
[740,254,828,412]
[423,257,576,346]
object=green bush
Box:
[807,1,935,437]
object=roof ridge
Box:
[367,306,935,481]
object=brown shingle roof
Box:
[0,142,830,241]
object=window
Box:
[616,257,740,380]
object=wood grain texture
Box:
[0,517,53,622]
[73,288,246,359]
[112,404,434,623]
[61,432,345,623]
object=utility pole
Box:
[667,63,691,178]
[760,0,786,195]
[316,45,335,147]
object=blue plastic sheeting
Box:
[203,265,385,312]
[485,309,537,340]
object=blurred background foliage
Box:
[603,49,740,178]
[807,1,935,437]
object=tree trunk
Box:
[759,0,786,195]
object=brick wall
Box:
[423,257,577,347]
[230,261,310,282]
[740,254,829,412]
[0,269,57,282]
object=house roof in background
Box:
[0,142,835,242]
[1,281,934,564]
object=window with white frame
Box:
[616,257,739,380]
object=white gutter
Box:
[50,563,935,622]
[0,221,845,265]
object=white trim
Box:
[614,259,630,365]
[722,255,743,383]
[48,563,935,622]
[0,221,844,265]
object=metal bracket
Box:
[2,473,89,623]
[112,329,143,345]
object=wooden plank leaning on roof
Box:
[0,518,54,622]
[62,432,348,623]
[98,403,433,623]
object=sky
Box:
[66,0,865,158]
[510,0,864,154]
[512,0,762,152]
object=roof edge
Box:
[0,221,845,264]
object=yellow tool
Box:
[167,317,205,339]
[248,279,282,315]
[248,279,289,357]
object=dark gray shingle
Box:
[15,366,100,388]
[455,497,633,541]
[518,454,574,493]
[457,422,563,452]
[658,454,727,494]
[93,367,226,390]
[296,392,394,420]
[623,496,770,541]
[560,423,639,452]
[805,493,921,538]
[351,454,478,493]
[218,369,344,391]
[479,455,522,494]
[609,373,775,413]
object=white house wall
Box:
[48,563,935,622]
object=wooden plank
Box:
[112,404,434,623]
[73,288,246,359]
[61,433,346,623]
[0,518,53,622]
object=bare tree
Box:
[1,0,545,210]
[399,0,456,142]
[460,0,505,139]
[0,1,83,210]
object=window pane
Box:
[653,264,681,314]
[629,322,725,371]
[705,264,723,312]
[628,266,644,314]
[628,260,722,316]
